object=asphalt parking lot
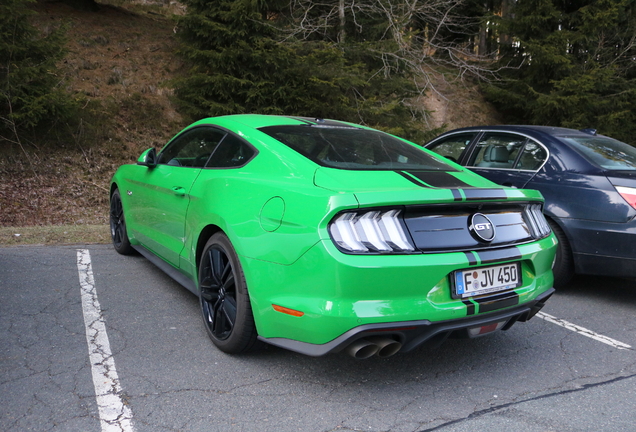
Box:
[1,245,635,432]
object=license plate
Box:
[453,262,521,298]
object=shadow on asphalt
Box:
[557,274,636,304]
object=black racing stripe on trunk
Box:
[475,292,519,313]
[476,248,522,265]
[464,252,478,266]
[451,189,463,201]
[404,171,471,188]
[462,300,476,316]
[395,171,430,188]
[463,189,508,201]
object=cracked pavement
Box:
[1,245,635,431]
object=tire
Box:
[548,219,574,288]
[109,189,134,255]
[198,233,259,353]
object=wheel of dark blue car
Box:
[109,189,134,255]
[548,220,574,288]
[199,233,259,353]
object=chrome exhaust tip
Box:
[345,339,379,359]
[367,336,402,358]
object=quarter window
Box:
[157,128,226,167]
[207,134,255,168]
[516,142,548,170]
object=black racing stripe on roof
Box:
[404,171,471,188]
[476,248,522,265]
[395,171,430,188]
[475,292,519,313]
[462,189,508,201]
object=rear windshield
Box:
[260,125,454,171]
[562,136,636,171]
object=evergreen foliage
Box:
[0,0,77,143]
[173,0,427,140]
[483,0,636,144]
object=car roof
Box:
[443,125,599,139]
[193,114,363,130]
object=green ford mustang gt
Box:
[109,114,557,358]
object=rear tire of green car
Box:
[548,219,574,288]
[110,189,134,255]
[198,233,259,354]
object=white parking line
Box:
[536,311,632,350]
[77,249,136,432]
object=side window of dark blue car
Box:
[466,132,548,171]
[516,142,548,170]
[426,133,477,163]
[470,133,525,169]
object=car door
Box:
[427,131,549,189]
[178,133,258,274]
[129,126,226,266]
[467,132,548,188]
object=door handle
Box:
[171,186,186,196]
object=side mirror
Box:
[137,148,157,168]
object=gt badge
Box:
[469,213,495,242]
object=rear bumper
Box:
[245,235,556,347]
[259,288,554,357]
[559,217,636,278]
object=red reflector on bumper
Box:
[272,304,304,317]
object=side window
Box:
[469,133,526,169]
[426,133,477,163]
[157,127,226,167]
[516,141,548,170]
[207,134,255,168]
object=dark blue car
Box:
[425,126,636,287]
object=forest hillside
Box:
[13,0,636,244]
[0,0,538,244]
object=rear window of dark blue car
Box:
[259,125,454,171]
[562,136,636,171]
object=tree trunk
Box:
[338,0,346,43]
[499,0,511,47]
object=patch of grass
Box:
[0,225,111,247]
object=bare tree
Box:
[273,0,512,125]
[276,0,505,110]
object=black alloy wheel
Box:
[109,189,134,255]
[199,233,259,353]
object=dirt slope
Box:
[0,1,501,241]
[0,1,183,228]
